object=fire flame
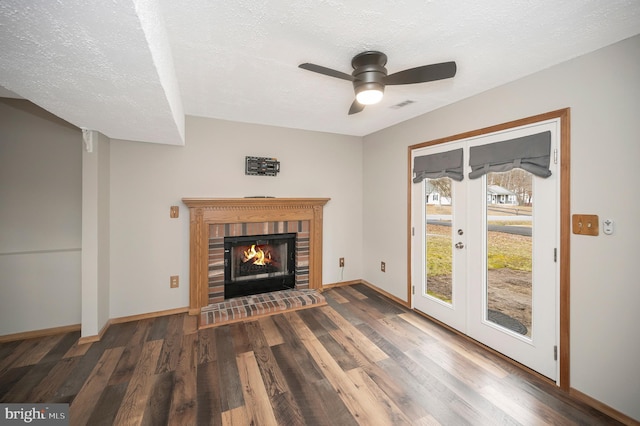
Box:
[242,245,272,266]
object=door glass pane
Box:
[485,170,533,336]
[425,178,453,304]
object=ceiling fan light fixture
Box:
[355,83,384,105]
[298,50,456,115]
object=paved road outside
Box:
[427,219,532,237]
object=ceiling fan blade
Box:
[384,61,457,85]
[348,100,365,115]
[298,63,354,81]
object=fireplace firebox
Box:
[224,233,296,299]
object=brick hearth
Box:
[200,288,326,327]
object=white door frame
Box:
[407,109,571,389]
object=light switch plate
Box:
[170,275,179,288]
[572,214,599,236]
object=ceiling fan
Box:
[299,51,456,115]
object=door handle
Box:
[455,242,464,249]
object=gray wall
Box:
[0,99,82,335]
[108,117,364,318]
[362,34,640,420]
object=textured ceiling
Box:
[1,1,640,145]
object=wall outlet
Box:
[170,275,179,288]
[339,257,345,267]
[381,261,386,272]
[170,205,179,218]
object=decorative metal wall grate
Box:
[245,156,280,176]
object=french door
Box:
[411,120,560,380]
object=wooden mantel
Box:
[182,198,330,314]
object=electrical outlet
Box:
[381,261,386,272]
[170,206,179,218]
[339,257,345,267]
[170,275,179,288]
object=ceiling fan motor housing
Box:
[351,51,387,99]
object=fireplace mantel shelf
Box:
[182,197,330,315]
[182,197,330,208]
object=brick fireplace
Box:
[182,198,330,314]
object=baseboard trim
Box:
[570,388,639,425]
[358,279,410,308]
[321,279,362,290]
[78,321,110,345]
[323,279,410,308]
[76,307,191,344]
[0,324,81,343]
[3,307,191,345]
[109,307,190,325]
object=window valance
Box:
[413,148,464,183]
[468,131,552,179]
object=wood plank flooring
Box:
[0,284,623,425]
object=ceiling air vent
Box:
[390,100,415,109]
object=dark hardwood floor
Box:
[0,284,623,425]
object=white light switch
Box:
[603,219,614,235]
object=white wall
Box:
[109,117,363,318]
[0,99,82,335]
[362,35,640,420]
[81,131,111,337]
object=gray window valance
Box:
[413,148,464,183]
[468,131,552,179]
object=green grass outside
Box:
[426,224,532,276]
[426,233,453,276]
